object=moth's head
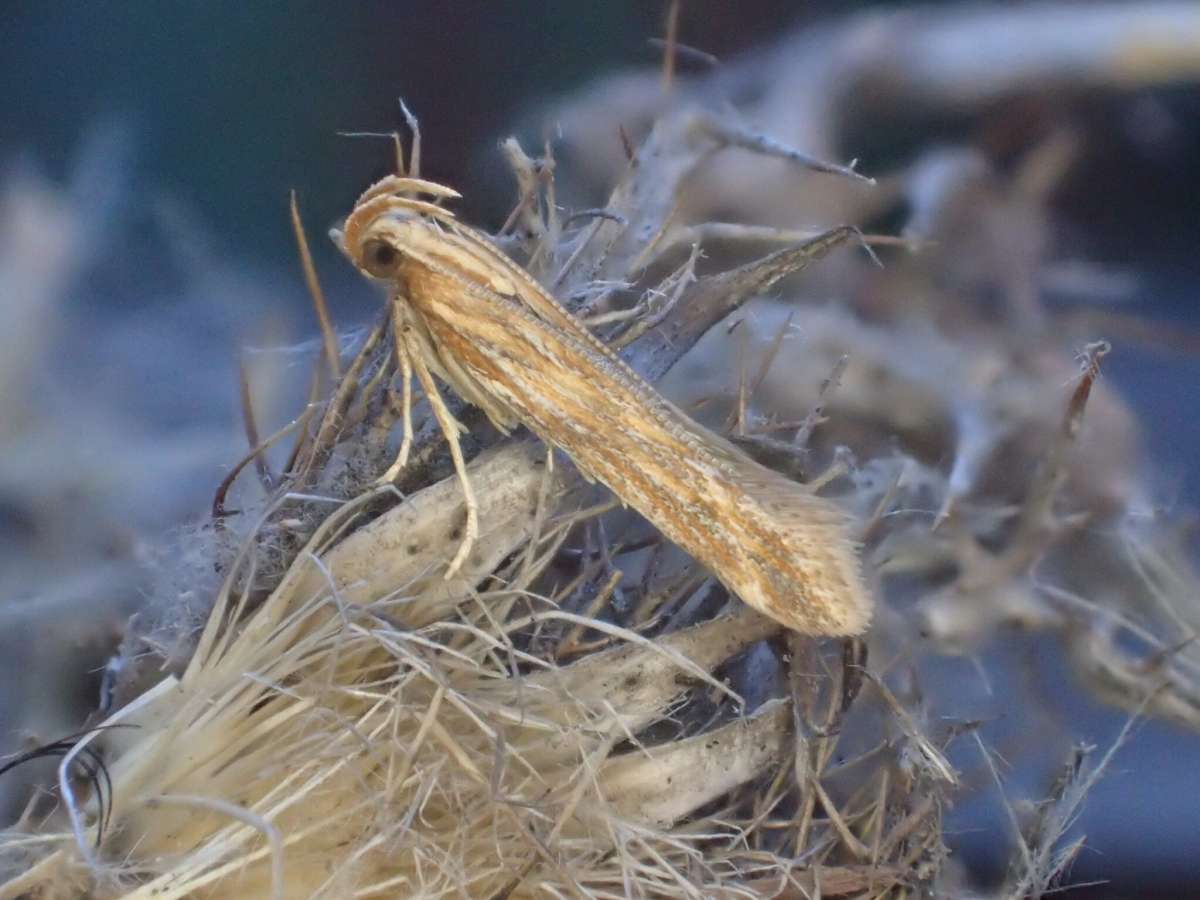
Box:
[335,175,462,281]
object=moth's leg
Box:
[376,305,416,484]
[402,327,478,579]
[396,339,414,470]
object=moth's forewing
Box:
[401,242,870,635]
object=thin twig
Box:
[290,191,340,382]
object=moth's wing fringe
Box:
[728,455,872,635]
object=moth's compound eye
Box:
[362,239,402,277]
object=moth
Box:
[339,174,870,635]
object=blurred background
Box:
[3,1,1200,896]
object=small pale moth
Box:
[339,174,870,635]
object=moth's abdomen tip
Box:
[740,512,873,636]
[730,474,874,636]
[804,542,873,637]
[823,585,874,636]
[769,579,872,636]
[821,549,874,636]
